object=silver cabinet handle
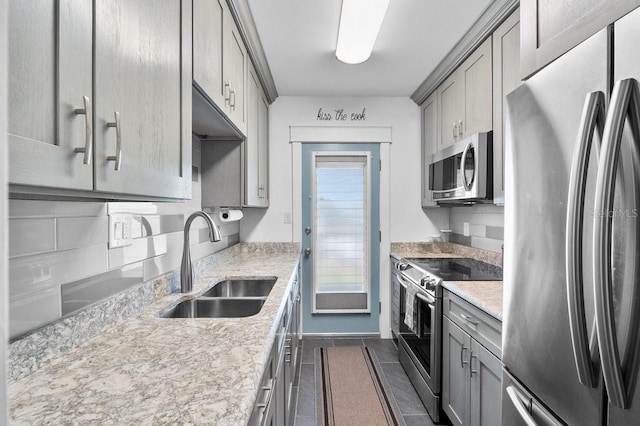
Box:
[460,345,468,368]
[74,96,93,165]
[566,91,605,388]
[230,85,236,110]
[594,78,640,409]
[458,119,464,138]
[460,313,478,326]
[453,122,457,139]
[225,80,232,106]
[460,141,474,191]
[106,111,122,171]
[506,386,538,426]
[470,351,478,376]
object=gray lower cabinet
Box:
[442,290,502,426]
[250,268,300,426]
[8,0,192,200]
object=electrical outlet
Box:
[109,214,133,248]
[284,211,292,224]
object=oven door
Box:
[398,276,442,394]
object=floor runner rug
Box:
[315,346,405,426]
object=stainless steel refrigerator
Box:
[503,6,640,426]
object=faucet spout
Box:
[181,211,222,293]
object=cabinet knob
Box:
[106,111,122,171]
[74,96,93,165]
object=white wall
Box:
[1,0,8,418]
[241,96,449,243]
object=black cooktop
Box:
[405,257,502,281]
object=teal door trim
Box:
[301,143,381,334]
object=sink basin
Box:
[160,298,266,318]
[201,277,277,298]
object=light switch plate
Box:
[284,211,292,224]
[109,214,133,249]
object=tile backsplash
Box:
[8,138,240,339]
[449,204,504,252]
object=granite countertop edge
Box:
[9,244,301,425]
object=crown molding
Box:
[411,0,519,105]
[228,0,279,104]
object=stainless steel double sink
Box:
[160,277,277,319]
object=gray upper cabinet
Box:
[459,37,493,139]
[245,63,269,208]
[436,37,492,150]
[421,92,438,208]
[437,71,462,149]
[492,9,521,205]
[193,0,247,136]
[520,0,640,78]
[8,0,192,200]
[94,0,192,199]
[8,0,93,191]
[193,0,225,108]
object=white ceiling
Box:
[247,0,493,97]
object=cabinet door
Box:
[8,0,93,191]
[258,93,270,206]
[245,65,261,206]
[443,317,471,426]
[438,72,462,149]
[193,0,225,107]
[520,0,640,78]
[459,37,493,139]
[470,340,502,426]
[492,9,521,205]
[224,8,247,134]
[421,92,438,207]
[94,0,191,199]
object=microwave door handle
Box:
[594,78,640,409]
[461,141,472,191]
[566,91,605,388]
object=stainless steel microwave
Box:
[427,132,493,204]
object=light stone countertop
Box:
[442,281,503,321]
[9,248,300,425]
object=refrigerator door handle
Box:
[593,78,640,409]
[505,386,538,426]
[566,91,605,388]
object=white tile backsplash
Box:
[9,218,56,258]
[9,244,109,298]
[10,200,106,218]
[449,204,504,251]
[56,216,108,251]
[9,287,61,338]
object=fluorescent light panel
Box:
[336,0,390,65]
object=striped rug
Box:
[315,346,405,426]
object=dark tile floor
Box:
[290,337,439,426]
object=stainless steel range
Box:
[395,257,502,423]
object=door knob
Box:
[305,227,312,235]
[304,248,312,255]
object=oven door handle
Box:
[416,291,435,305]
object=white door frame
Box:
[290,125,392,338]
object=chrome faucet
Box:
[181,211,222,293]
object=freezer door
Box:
[604,6,640,422]
[503,27,609,425]
[502,369,565,426]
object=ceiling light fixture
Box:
[335,0,390,65]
